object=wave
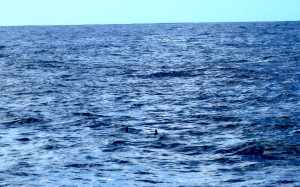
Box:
[216,141,300,159]
[144,70,198,78]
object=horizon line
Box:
[0,20,299,27]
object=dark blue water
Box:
[0,22,300,186]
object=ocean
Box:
[0,22,299,186]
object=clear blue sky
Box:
[0,0,299,26]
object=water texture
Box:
[0,22,300,186]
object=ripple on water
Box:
[0,22,300,186]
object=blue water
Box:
[0,22,300,186]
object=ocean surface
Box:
[0,22,300,186]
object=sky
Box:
[0,0,299,26]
